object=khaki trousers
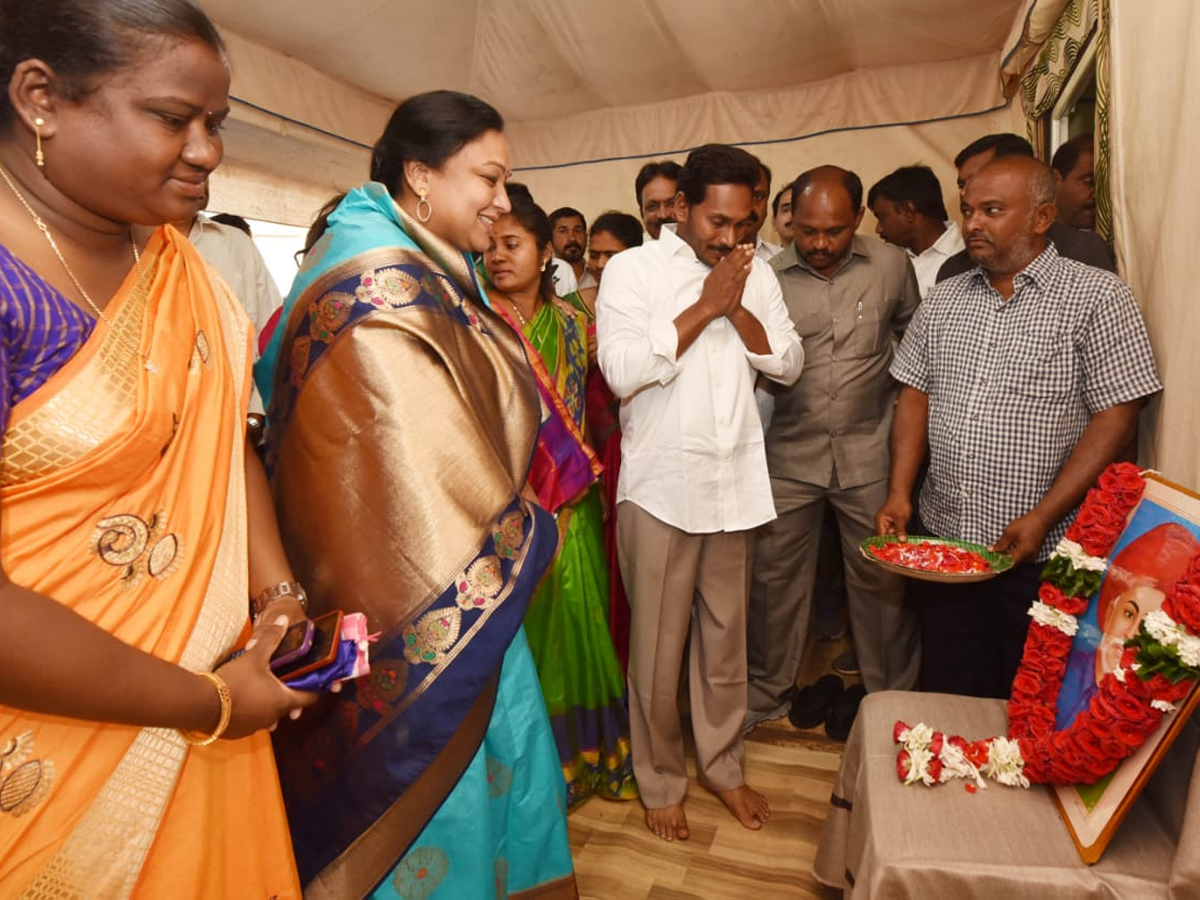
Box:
[747,474,919,725]
[617,501,752,808]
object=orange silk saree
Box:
[0,227,299,899]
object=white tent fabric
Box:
[201,0,1025,225]
[204,0,1024,160]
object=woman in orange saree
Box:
[0,2,313,896]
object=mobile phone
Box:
[269,619,315,671]
[274,610,344,682]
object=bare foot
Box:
[644,803,690,842]
[716,784,770,830]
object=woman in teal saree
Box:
[484,186,637,810]
[256,93,577,900]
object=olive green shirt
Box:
[766,235,921,489]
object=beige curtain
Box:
[1106,0,1200,487]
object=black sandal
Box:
[788,674,844,729]
[825,683,867,741]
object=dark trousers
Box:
[907,511,1043,699]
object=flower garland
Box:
[895,462,1200,790]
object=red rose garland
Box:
[895,462,1200,790]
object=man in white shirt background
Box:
[548,206,596,289]
[751,161,782,262]
[597,143,803,844]
[867,164,964,299]
[634,159,683,240]
[772,181,795,250]
[172,194,283,414]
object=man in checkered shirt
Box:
[875,155,1161,699]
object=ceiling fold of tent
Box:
[199,0,1031,217]
[204,0,1026,158]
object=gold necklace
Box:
[498,291,538,327]
[0,161,157,373]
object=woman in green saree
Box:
[485,186,637,809]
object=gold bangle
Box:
[251,580,308,621]
[180,672,232,746]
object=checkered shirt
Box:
[890,245,1162,560]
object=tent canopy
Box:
[199,0,1026,220]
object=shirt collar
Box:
[656,223,701,263]
[930,221,962,256]
[1013,242,1060,291]
[188,213,216,240]
[775,233,872,279]
[756,234,780,254]
[964,241,1060,299]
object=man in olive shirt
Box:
[747,166,921,728]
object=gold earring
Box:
[34,117,45,169]
[416,188,432,223]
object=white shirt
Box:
[187,215,283,413]
[908,221,965,299]
[596,225,803,533]
[550,257,578,296]
[755,235,782,262]
[188,215,282,334]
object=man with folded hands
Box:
[875,155,1161,699]
[598,144,803,842]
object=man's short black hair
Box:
[759,161,772,188]
[676,144,761,207]
[953,133,1034,169]
[1050,133,1094,178]
[210,212,252,236]
[791,167,864,212]
[867,165,948,221]
[634,160,683,206]
[548,206,587,230]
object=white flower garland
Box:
[939,740,987,789]
[982,737,1030,789]
[1144,609,1200,668]
[1053,538,1109,573]
[1028,601,1080,637]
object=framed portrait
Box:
[1053,474,1200,863]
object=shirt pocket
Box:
[845,294,889,359]
[1004,332,1076,400]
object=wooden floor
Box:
[570,635,855,899]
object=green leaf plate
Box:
[859,535,1015,583]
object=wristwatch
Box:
[251,580,308,621]
[247,413,267,447]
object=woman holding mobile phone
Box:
[0,1,316,895]
[258,91,577,899]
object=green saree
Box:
[517,299,637,808]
